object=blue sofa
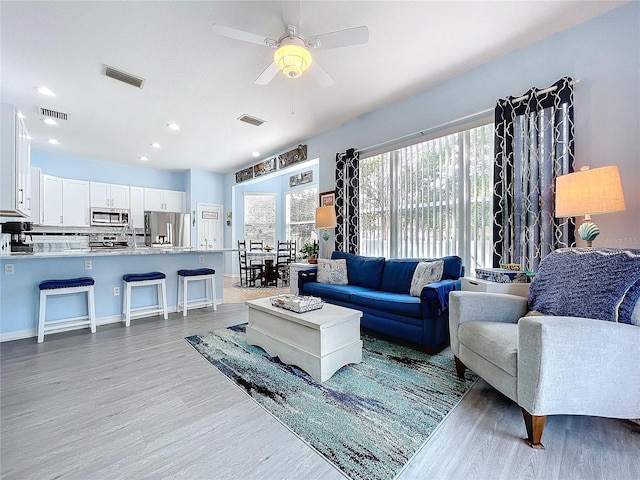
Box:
[298,251,464,353]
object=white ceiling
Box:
[1,1,625,174]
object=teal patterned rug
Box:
[185,325,476,480]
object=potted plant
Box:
[300,242,317,264]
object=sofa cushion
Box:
[439,256,464,280]
[331,251,385,290]
[302,282,372,303]
[350,290,422,318]
[410,260,444,296]
[316,259,348,285]
[459,321,518,376]
[379,259,419,293]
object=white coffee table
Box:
[245,297,363,382]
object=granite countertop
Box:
[0,247,228,259]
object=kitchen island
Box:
[0,248,224,341]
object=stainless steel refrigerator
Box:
[144,211,191,247]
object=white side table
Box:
[461,276,530,297]
[289,262,317,295]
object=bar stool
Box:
[38,277,96,343]
[177,268,217,317]
[122,272,168,327]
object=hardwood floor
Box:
[1,302,639,480]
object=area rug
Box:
[185,325,477,480]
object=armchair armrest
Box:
[518,316,640,418]
[420,279,460,318]
[449,291,528,356]
[298,268,317,295]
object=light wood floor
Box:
[1,301,639,480]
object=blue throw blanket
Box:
[528,248,640,324]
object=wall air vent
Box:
[238,114,265,127]
[102,64,145,89]
[38,107,69,121]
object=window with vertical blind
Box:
[359,122,494,272]
[286,186,318,248]
[243,193,276,245]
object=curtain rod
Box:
[358,78,580,155]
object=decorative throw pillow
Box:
[316,259,348,285]
[409,260,444,297]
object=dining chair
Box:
[276,240,295,286]
[238,240,261,287]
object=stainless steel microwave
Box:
[90,208,130,226]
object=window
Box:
[359,122,494,272]
[244,193,276,245]
[286,186,318,248]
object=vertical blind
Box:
[286,186,318,247]
[359,122,494,272]
[243,193,276,245]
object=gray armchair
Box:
[449,248,640,448]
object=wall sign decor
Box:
[290,170,313,187]
[278,144,308,169]
[235,166,254,183]
[201,210,219,220]
[254,158,276,177]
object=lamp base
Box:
[578,220,600,247]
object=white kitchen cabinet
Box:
[89,182,129,209]
[40,174,63,226]
[144,187,184,212]
[40,175,89,226]
[63,179,90,226]
[129,186,144,229]
[1,103,31,217]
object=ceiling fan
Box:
[212,9,368,88]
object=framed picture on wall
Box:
[319,191,335,207]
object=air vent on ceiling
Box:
[39,107,69,121]
[238,114,265,127]
[102,64,145,89]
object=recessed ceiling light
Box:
[43,118,58,126]
[139,156,149,161]
[35,86,55,97]
[48,139,59,145]
[252,151,260,158]
[167,123,180,131]
[150,142,161,148]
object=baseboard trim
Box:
[0,303,223,342]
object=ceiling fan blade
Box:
[307,25,369,50]
[308,62,335,88]
[255,62,280,85]
[212,23,272,46]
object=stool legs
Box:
[178,273,217,317]
[38,285,96,343]
[122,278,167,327]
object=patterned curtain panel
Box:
[493,77,576,271]
[335,148,360,253]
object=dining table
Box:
[246,251,278,287]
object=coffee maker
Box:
[1,222,33,253]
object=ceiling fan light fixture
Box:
[274,43,312,79]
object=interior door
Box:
[196,203,223,250]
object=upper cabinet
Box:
[40,174,90,227]
[144,187,184,213]
[89,182,129,209]
[1,103,31,217]
[129,186,144,229]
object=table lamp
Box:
[316,205,337,258]
[555,165,626,246]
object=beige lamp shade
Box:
[555,166,626,218]
[316,205,337,229]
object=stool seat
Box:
[38,277,96,342]
[40,277,95,290]
[178,268,216,277]
[123,271,166,282]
